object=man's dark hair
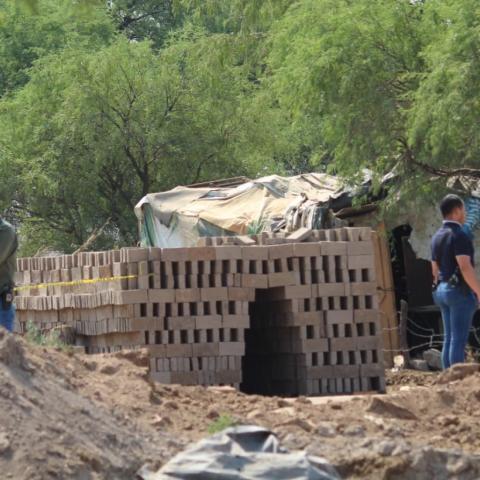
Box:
[440,194,464,218]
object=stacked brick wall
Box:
[14,227,385,395]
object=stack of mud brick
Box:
[14,226,385,395]
[203,228,385,396]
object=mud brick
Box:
[124,248,149,262]
[304,366,334,378]
[98,264,112,278]
[268,285,313,301]
[222,315,250,328]
[70,267,83,282]
[294,338,329,353]
[326,351,349,366]
[227,287,255,302]
[268,243,294,259]
[147,289,174,303]
[300,268,312,285]
[283,312,325,329]
[146,248,161,261]
[166,317,196,330]
[293,242,321,258]
[147,345,167,356]
[241,246,268,260]
[347,241,373,256]
[217,370,242,384]
[329,337,358,351]
[137,261,149,276]
[354,309,380,322]
[126,263,138,290]
[162,248,190,261]
[219,342,245,356]
[350,282,377,296]
[171,371,197,384]
[114,289,148,304]
[268,272,297,288]
[197,260,212,276]
[214,246,242,260]
[195,315,222,329]
[325,311,354,338]
[287,228,313,242]
[355,336,381,351]
[319,241,348,256]
[150,371,172,383]
[166,344,192,357]
[112,262,127,277]
[234,235,256,246]
[188,247,217,261]
[299,324,322,340]
[348,255,375,269]
[326,310,354,325]
[60,269,71,282]
[210,274,223,287]
[192,343,219,357]
[162,260,174,277]
[175,288,200,303]
[200,287,228,301]
[360,363,384,377]
[241,274,268,289]
[316,283,346,297]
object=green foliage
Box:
[25,320,69,350]
[408,0,480,172]
[108,0,177,48]
[247,216,267,235]
[0,27,266,253]
[267,0,425,181]
[2,0,480,254]
[0,0,115,96]
[207,414,237,434]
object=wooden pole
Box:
[400,299,410,365]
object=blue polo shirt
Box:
[431,221,474,282]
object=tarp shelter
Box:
[134,173,377,248]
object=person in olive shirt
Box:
[0,218,18,332]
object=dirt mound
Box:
[366,397,418,420]
[0,333,181,480]
[0,330,31,370]
[3,336,480,479]
[386,368,438,388]
[436,363,480,384]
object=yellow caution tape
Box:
[14,273,149,292]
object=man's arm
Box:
[456,255,480,299]
[431,261,439,284]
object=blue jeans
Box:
[0,297,15,332]
[433,283,477,369]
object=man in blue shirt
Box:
[432,194,480,369]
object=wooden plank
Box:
[371,227,399,367]
[378,227,401,356]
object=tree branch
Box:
[73,217,111,254]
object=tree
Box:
[108,0,177,48]
[0,32,267,253]
[408,0,480,179]
[0,0,115,96]
[267,0,426,184]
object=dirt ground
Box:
[2,331,480,479]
